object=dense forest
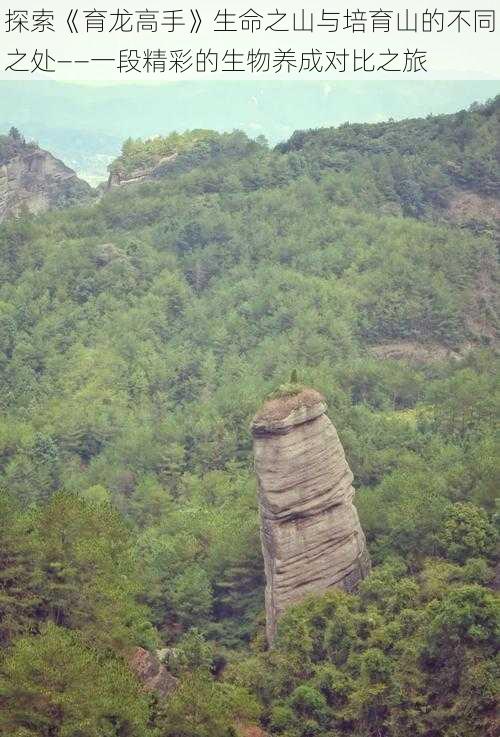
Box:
[0,97,498,737]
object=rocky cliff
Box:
[107,153,178,189]
[0,134,92,222]
[252,388,370,644]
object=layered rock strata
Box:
[0,140,92,222]
[252,389,370,644]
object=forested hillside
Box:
[0,98,498,737]
[279,96,500,221]
[110,96,499,229]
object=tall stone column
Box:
[252,388,370,644]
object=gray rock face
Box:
[0,139,92,222]
[107,153,178,189]
[252,389,370,644]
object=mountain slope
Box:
[278,95,500,221]
[2,79,499,182]
[109,96,500,231]
[0,99,498,737]
[0,130,93,222]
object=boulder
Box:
[128,647,177,698]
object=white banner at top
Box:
[0,1,498,80]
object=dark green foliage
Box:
[0,493,41,647]
[9,126,22,140]
[111,129,266,178]
[0,490,155,651]
[230,571,499,737]
[279,96,500,203]
[0,99,498,736]
[0,622,155,737]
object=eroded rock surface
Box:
[252,389,370,644]
[127,647,177,698]
[107,153,178,188]
[0,136,92,222]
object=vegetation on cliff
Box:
[109,129,266,179]
[0,128,34,165]
[0,127,94,221]
[279,96,500,215]
[110,96,499,228]
[0,97,498,736]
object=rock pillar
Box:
[252,388,370,644]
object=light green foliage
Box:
[157,670,259,737]
[231,564,499,737]
[425,584,499,657]
[268,382,306,399]
[0,490,155,651]
[171,628,214,673]
[168,566,213,627]
[438,502,497,563]
[110,129,265,177]
[0,622,155,737]
[0,99,498,736]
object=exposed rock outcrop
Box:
[368,340,464,363]
[127,647,177,698]
[0,134,92,222]
[252,388,370,644]
[236,722,270,737]
[107,153,178,189]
